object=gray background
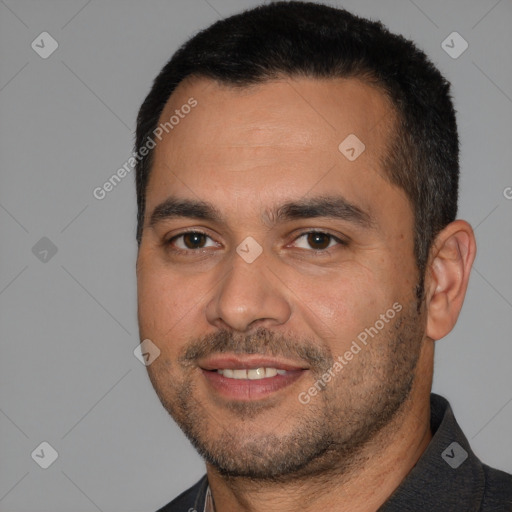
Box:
[0,0,511,510]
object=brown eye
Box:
[292,231,345,251]
[306,232,332,250]
[182,232,208,249]
[169,231,216,251]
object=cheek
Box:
[137,265,198,353]
[287,266,389,352]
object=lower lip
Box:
[201,369,306,400]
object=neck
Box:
[206,354,433,512]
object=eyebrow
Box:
[270,195,374,228]
[149,195,375,230]
[149,197,223,227]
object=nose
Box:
[205,247,292,332]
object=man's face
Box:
[137,76,426,478]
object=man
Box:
[134,2,512,511]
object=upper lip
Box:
[198,354,308,371]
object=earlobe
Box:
[425,220,477,341]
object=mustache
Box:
[178,327,334,373]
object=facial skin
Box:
[137,76,476,512]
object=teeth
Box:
[233,369,247,379]
[248,368,266,380]
[217,367,287,380]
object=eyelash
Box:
[165,230,347,255]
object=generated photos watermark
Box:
[298,301,403,404]
[93,97,197,200]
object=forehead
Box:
[158,75,392,156]
[146,75,400,221]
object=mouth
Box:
[198,355,308,401]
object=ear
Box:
[425,220,477,341]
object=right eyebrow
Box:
[149,197,223,228]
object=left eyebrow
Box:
[265,195,376,229]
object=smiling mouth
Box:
[198,356,308,400]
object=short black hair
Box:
[135,0,459,282]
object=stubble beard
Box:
[147,299,425,482]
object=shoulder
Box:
[481,464,512,511]
[155,475,208,512]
